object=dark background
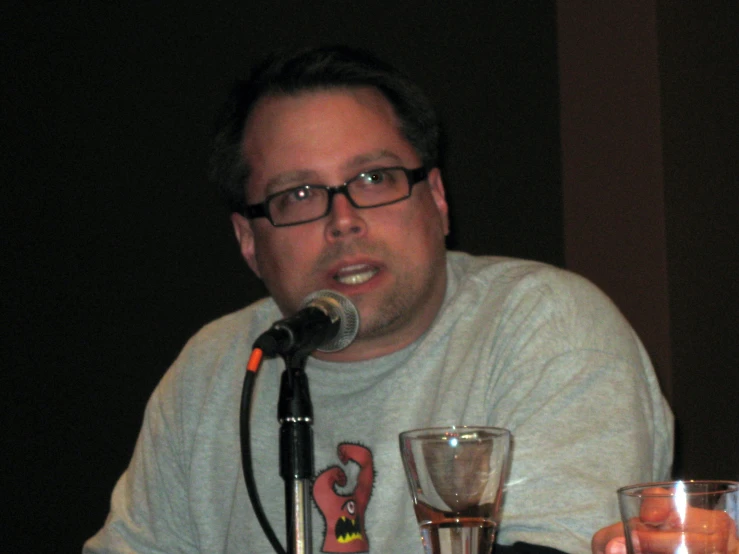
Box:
[2,2,736,552]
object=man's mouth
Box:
[333,264,379,286]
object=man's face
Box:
[231,88,449,361]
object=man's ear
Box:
[427,167,450,236]
[230,213,261,278]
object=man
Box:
[85,45,673,554]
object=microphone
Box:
[254,290,360,356]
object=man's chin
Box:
[354,305,406,342]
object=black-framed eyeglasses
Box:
[244,166,428,227]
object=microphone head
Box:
[300,290,360,352]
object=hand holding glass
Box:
[399,426,510,554]
[618,480,739,554]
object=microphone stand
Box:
[278,350,314,554]
[245,290,357,554]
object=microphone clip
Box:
[252,290,360,358]
[254,306,337,358]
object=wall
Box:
[658,1,739,477]
[3,3,561,552]
[557,1,738,479]
[8,3,735,552]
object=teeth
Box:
[334,265,378,285]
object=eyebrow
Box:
[344,149,404,169]
[263,149,405,195]
[264,170,318,195]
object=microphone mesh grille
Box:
[300,290,360,352]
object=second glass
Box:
[399,426,511,554]
[618,480,739,554]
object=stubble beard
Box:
[349,243,447,344]
[356,286,410,340]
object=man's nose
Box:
[325,192,366,240]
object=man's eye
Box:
[273,186,315,210]
[286,186,315,202]
[359,169,396,186]
[364,170,386,183]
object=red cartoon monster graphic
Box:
[313,443,374,553]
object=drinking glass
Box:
[399,426,511,554]
[618,480,739,554]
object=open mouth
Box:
[333,264,379,286]
[335,515,363,543]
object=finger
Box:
[681,505,734,533]
[605,536,628,554]
[639,488,673,524]
[593,522,625,554]
[635,528,730,553]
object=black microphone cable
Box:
[239,347,287,554]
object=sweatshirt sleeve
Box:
[83,362,199,554]
[484,267,673,553]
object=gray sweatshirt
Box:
[85,252,673,554]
